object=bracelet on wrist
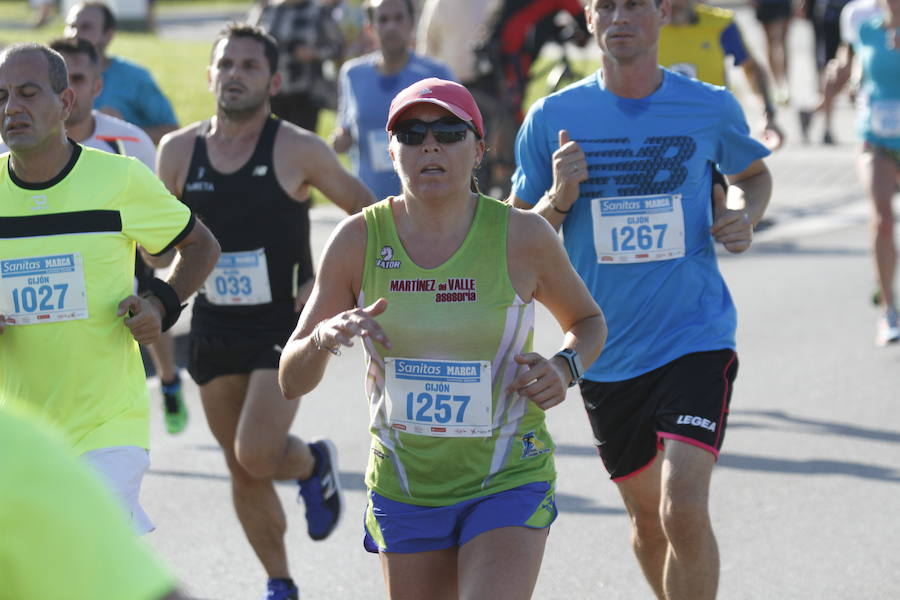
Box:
[312,323,341,356]
[546,191,571,214]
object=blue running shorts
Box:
[363,481,557,554]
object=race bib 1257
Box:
[384,357,493,437]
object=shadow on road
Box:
[554,443,599,457]
[557,493,627,515]
[724,241,868,256]
[719,452,900,482]
[733,409,900,444]
[148,469,368,491]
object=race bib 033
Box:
[203,248,273,306]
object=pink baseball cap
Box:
[386,78,484,138]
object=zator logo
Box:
[376,245,400,269]
[252,165,268,176]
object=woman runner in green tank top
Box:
[279,79,607,599]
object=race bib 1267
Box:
[384,357,493,437]
[0,253,89,325]
[591,194,686,263]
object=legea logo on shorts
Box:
[676,414,717,432]
[376,245,401,269]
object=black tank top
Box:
[181,116,312,335]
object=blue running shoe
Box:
[297,439,342,541]
[264,578,298,600]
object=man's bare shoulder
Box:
[158,121,204,156]
[273,119,332,156]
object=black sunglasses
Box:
[392,117,479,146]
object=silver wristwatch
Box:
[553,348,584,388]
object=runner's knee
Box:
[234,442,281,479]
[660,493,710,541]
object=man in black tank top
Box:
[157,24,374,600]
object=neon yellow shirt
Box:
[0,144,192,453]
[0,407,174,600]
[659,4,747,87]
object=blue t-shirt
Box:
[852,18,900,150]
[337,52,454,200]
[512,69,769,382]
[94,56,178,129]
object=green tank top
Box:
[359,195,556,506]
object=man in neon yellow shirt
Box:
[661,0,785,150]
[0,407,188,600]
[0,42,220,533]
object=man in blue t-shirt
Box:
[331,0,453,201]
[65,2,178,144]
[511,0,772,598]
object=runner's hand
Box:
[117,295,163,345]
[315,298,391,351]
[551,129,588,210]
[710,183,753,253]
[761,119,784,151]
[507,353,569,411]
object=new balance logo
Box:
[252,165,268,176]
[320,472,336,499]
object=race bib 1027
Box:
[0,253,89,325]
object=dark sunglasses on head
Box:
[392,117,479,146]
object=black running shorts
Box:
[579,350,738,481]
[755,0,792,22]
[187,329,294,385]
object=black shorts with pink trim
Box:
[579,349,738,481]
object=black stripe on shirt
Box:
[0,210,123,239]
